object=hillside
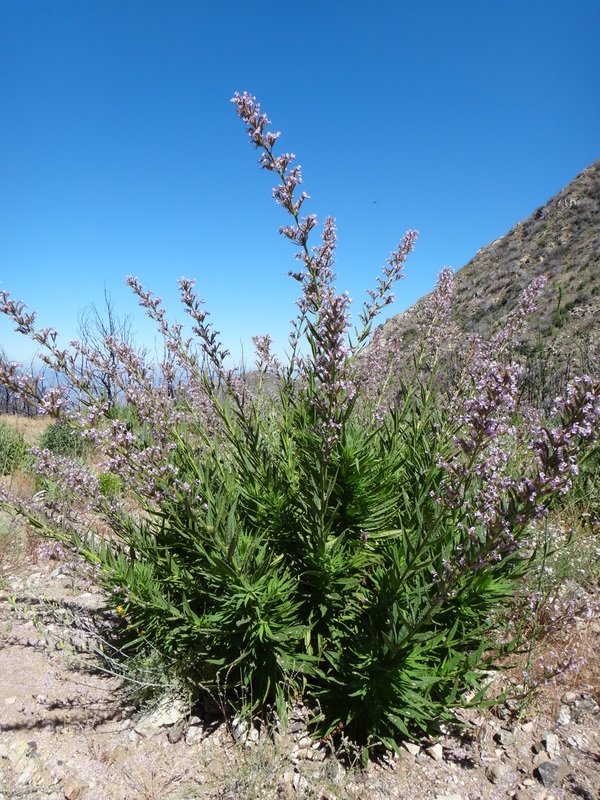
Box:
[381,159,600,375]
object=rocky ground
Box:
[1,554,599,800]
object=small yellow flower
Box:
[116,605,126,618]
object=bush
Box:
[98,472,122,498]
[39,421,88,457]
[0,420,26,475]
[0,93,598,757]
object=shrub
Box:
[39,421,88,457]
[98,472,122,498]
[0,94,598,757]
[0,420,26,475]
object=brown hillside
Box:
[382,159,600,373]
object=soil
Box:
[1,553,599,800]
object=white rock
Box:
[245,725,260,747]
[15,760,38,786]
[297,734,312,748]
[7,741,30,770]
[544,732,560,759]
[427,742,444,761]
[231,716,248,741]
[402,741,421,756]
[292,773,310,793]
[134,697,187,737]
[521,721,535,734]
[185,725,204,745]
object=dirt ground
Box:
[1,545,599,800]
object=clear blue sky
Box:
[1,0,599,366]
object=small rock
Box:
[15,760,39,787]
[292,772,310,793]
[543,732,560,759]
[497,727,516,747]
[401,741,421,757]
[567,733,583,750]
[521,721,535,734]
[485,763,505,784]
[167,720,186,743]
[231,716,248,741]
[516,788,546,800]
[185,725,204,745]
[134,697,187,738]
[426,743,444,761]
[7,740,31,770]
[517,758,532,775]
[3,696,16,705]
[245,725,260,747]
[556,706,570,726]
[63,775,89,800]
[535,760,561,789]
[532,752,550,769]
[231,717,260,746]
[434,795,464,800]
[560,691,579,706]
[571,696,599,723]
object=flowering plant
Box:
[1,93,598,757]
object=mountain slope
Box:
[382,159,600,373]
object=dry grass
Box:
[0,468,38,500]
[0,412,50,445]
[0,509,32,579]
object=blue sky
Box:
[1,0,599,366]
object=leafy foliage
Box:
[39,421,88,457]
[0,420,26,475]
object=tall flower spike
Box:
[357,229,418,345]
